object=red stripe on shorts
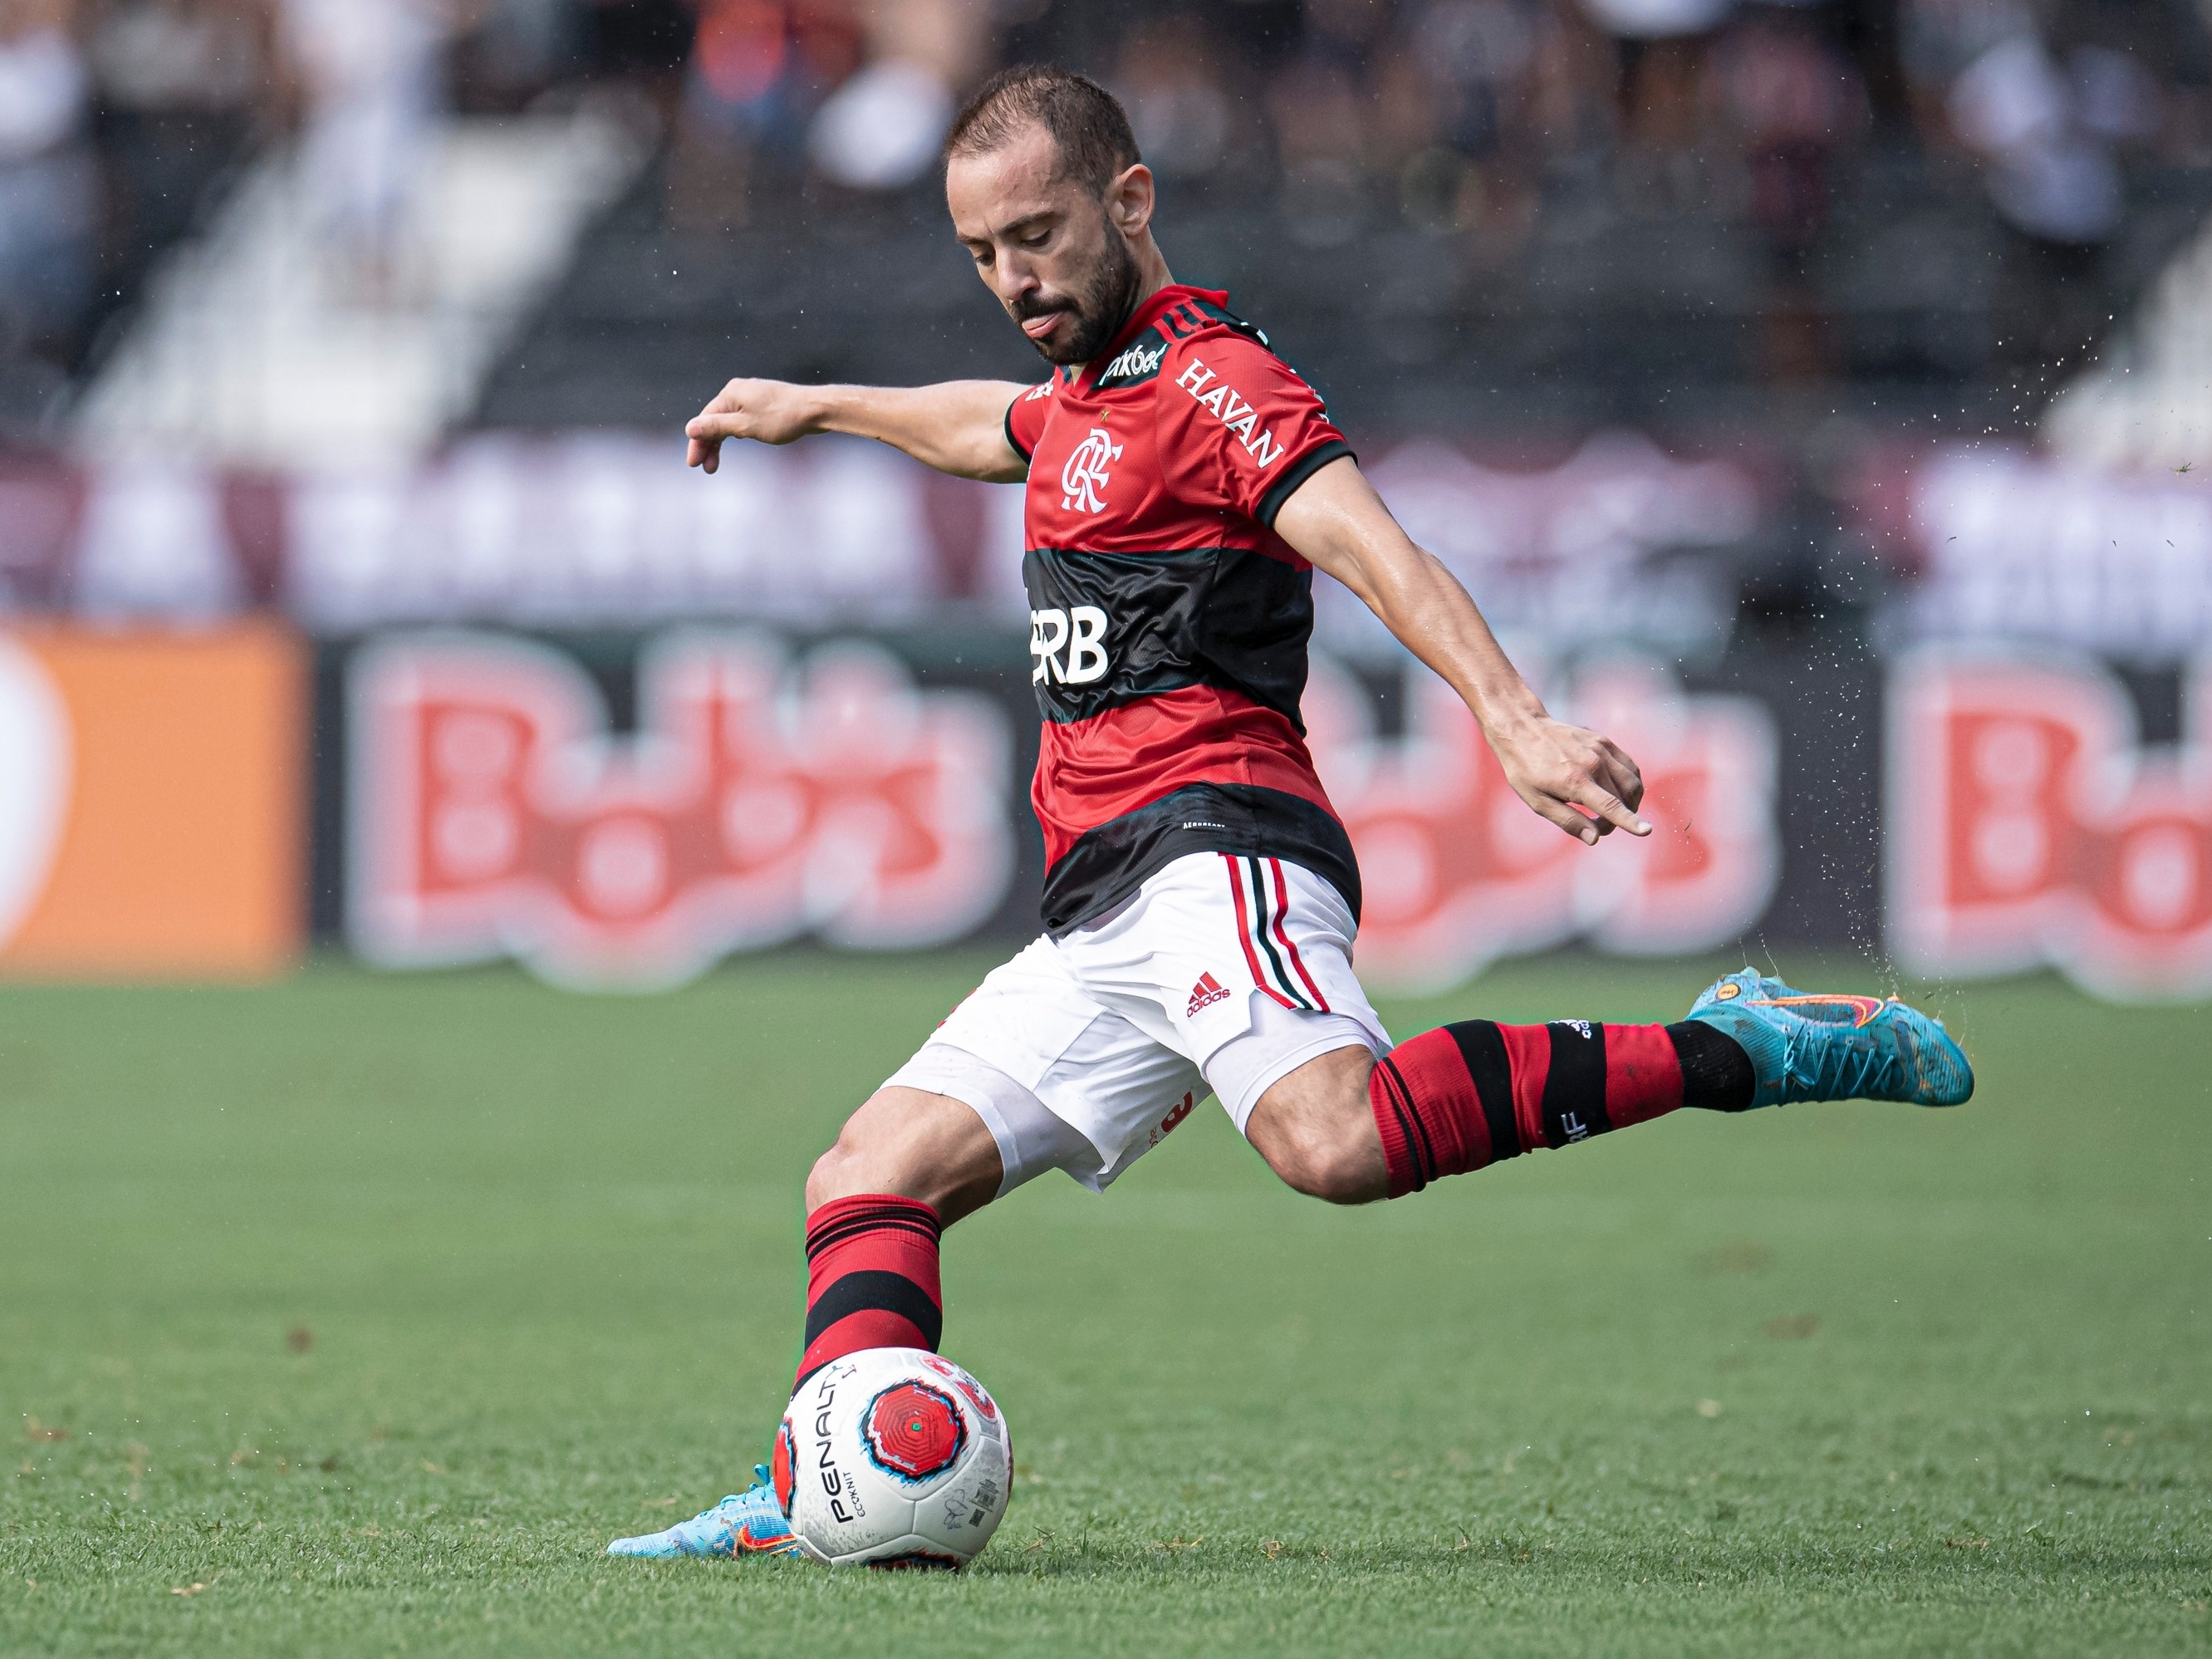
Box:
[1224,853,1296,1009]
[1267,858,1331,1012]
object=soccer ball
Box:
[772,1347,1012,1568]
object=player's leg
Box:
[805,1086,1006,1222]
[603,1084,1003,1562]
[782,1086,998,1412]
[784,933,1137,1405]
[1233,1039,1385,1203]
[606,1083,1045,1562]
[1234,1005,1749,1203]
[787,1038,1109,1396]
[1077,852,1873,1205]
[1236,967,1974,1205]
[607,938,1170,1562]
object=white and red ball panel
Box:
[770,1416,797,1518]
[779,1347,1011,1568]
[865,1379,967,1480]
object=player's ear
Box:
[1106,163,1154,238]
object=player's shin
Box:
[795,1195,944,1389]
[1365,1020,1753,1198]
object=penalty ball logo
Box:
[863,1382,967,1482]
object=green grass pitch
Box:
[1,952,2206,1657]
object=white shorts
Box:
[884,852,1392,1195]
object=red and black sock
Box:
[1366,1020,1753,1198]
[794,1194,943,1389]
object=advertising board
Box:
[1888,648,2212,1001]
[0,625,304,979]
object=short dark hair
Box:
[944,64,1140,196]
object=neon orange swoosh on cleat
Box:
[1745,994,1888,1027]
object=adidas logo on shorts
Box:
[1187,972,1232,1017]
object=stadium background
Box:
[2,3,2210,1654]
[3,0,2210,997]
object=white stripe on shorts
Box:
[1224,853,1332,1014]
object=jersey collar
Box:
[1076,284,1227,391]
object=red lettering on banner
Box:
[1304,657,1779,991]
[347,631,1013,987]
[1887,650,2212,1001]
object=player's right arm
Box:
[684,379,1032,482]
[1275,458,1649,847]
[1153,325,1646,848]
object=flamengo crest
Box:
[1061,427,1121,513]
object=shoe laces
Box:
[1783,1019,1900,1099]
[681,1466,778,1529]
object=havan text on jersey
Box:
[1175,358,1287,469]
[1002,284,1361,936]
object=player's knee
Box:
[801,1087,1005,1221]
[1265,1112,1383,1205]
[803,1142,851,1212]
[804,1116,882,1210]
[1248,1050,1386,1205]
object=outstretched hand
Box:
[684,378,823,472]
[1489,715,1650,846]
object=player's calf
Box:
[1361,1016,1737,1197]
[1242,1018,1741,1205]
[792,1087,1006,1393]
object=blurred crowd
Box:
[642,0,2212,256]
[2,0,2207,406]
[0,0,561,390]
[2,0,268,382]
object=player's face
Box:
[948,125,1147,366]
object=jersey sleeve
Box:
[1155,332,1353,532]
[1003,378,1056,465]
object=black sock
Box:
[1666,1021,1754,1112]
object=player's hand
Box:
[685,378,824,472]
[1489,716,1650,846]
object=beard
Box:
[1008,218,1144,366]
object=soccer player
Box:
[608,66,1972,1560]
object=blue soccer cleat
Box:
[606,1466,800,1560]
[1683,968,1974,1110]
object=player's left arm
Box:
[1273,456,1649,846]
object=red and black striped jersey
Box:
[1002,284,1361,934]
